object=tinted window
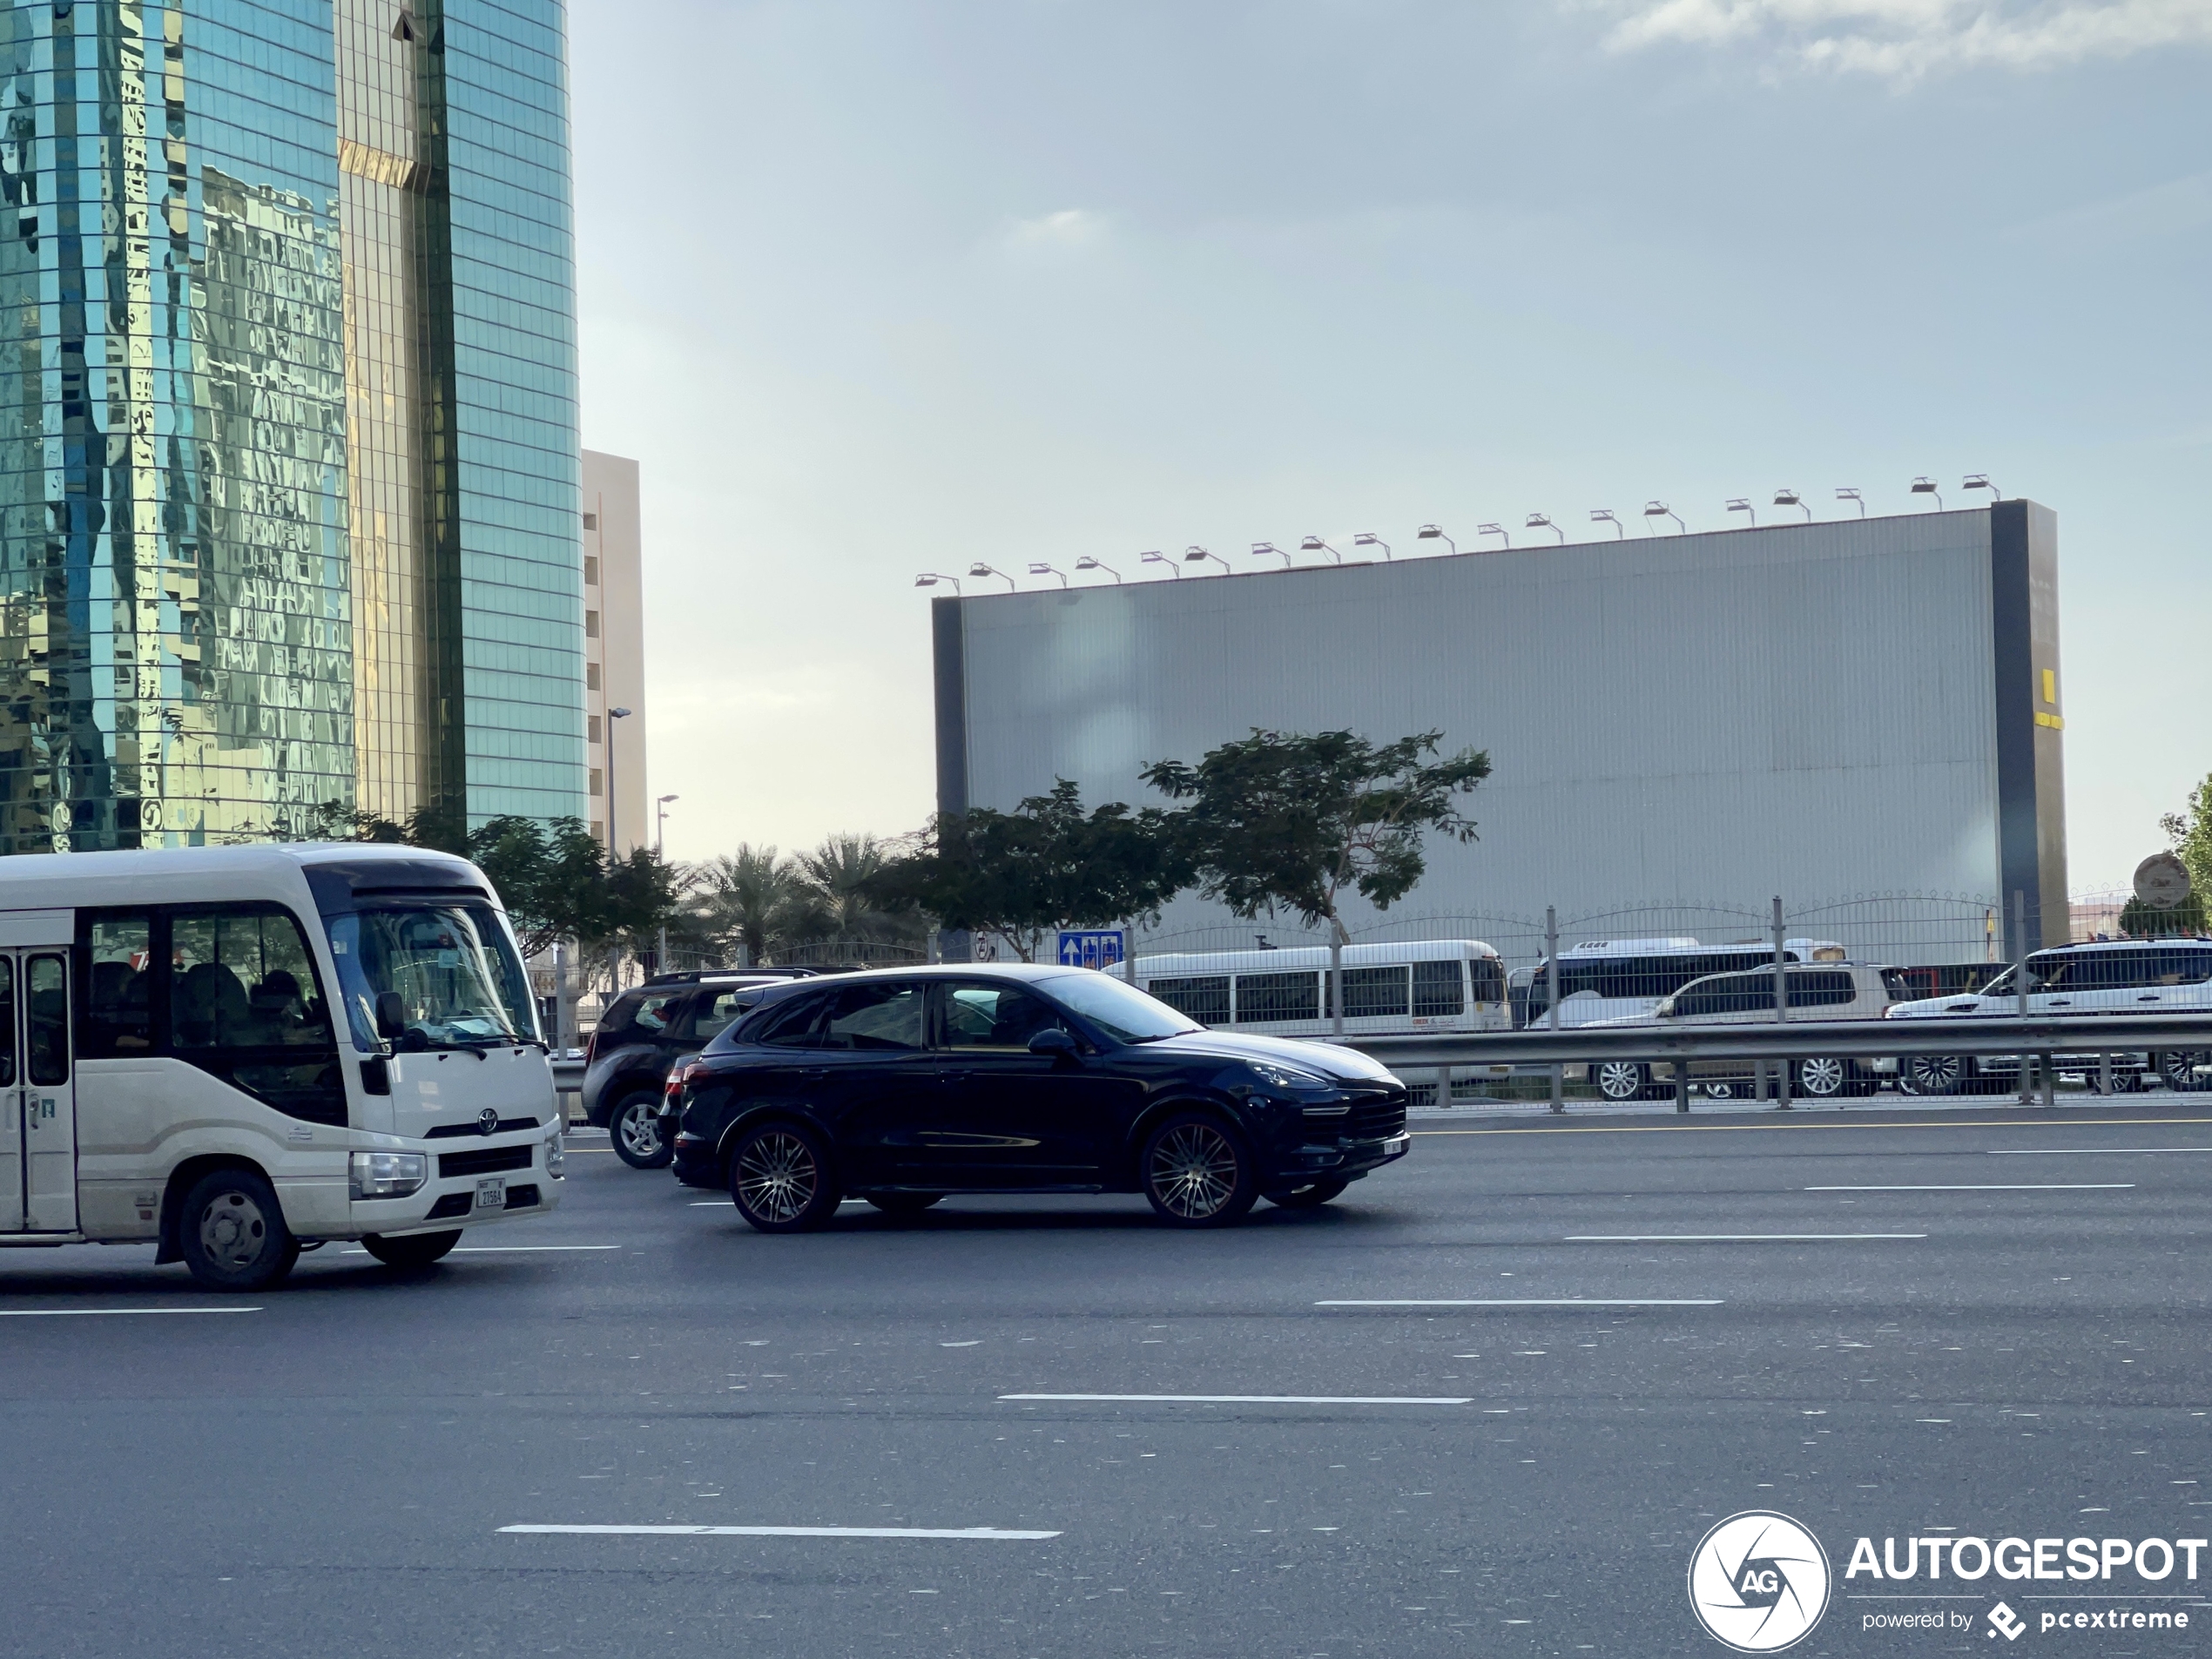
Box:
[0,958,13,1086]
[2145,948,2212,988]
[1674,974,1773,1017]
[25,953,65,1086]
[819,982,926,1051]
[1148,975,1229,1025]
[604,989,684,1037]
[1036,974,1200,1042]
[1788,970,1856,1009]
[685,988,762,1043]
[1413,959,1466,1018]
[79,909,152,1058]
[1235,971,1320,1024]
[752,994,830,1048]
[1879,968,1917,1001]
[940,983,1071,1050]
[1470,958,1506,1005]
[172,908,334,1051]
[1343,966,1409,1020]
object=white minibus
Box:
[0,844,561,1291]
[1135,940,1509,1041]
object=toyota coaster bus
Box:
[0,844,561,1291]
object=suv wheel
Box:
[2160,1051,2211,1092]
[1142,1114,1258,1227]
[1592,1060,1649,1103]
[1898,1053,1965,1096]
[610,1089,675,1170]
[178,1168,300,1291]
[1793,1057,1849,1099]
[728,1122,841,1233]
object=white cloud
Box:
[1599,0,2212,78]
[1002,208,1109,251]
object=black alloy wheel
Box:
[610,1089,675,1170]
[1700,1079,1739,1101]
[728,1121,841,1233]
[2159,1051,2212,1092]
[178,1168,300,1291]
[359,1230,462,1270]
[1263,1177,1349,1211]
[1898,1053,1965,1096]
[865,1193,945,1218]
[1142,1114,1258,1227]
[1592,1060,1649,1103]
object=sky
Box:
[570,0,2211,894]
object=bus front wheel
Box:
[177,1168,300,1291]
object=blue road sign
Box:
[1055,929,1126,970]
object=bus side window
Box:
[79,910,152,1057]
[1413,960,1466,1018]
[1470,958,1506,1007]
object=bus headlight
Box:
[348,1150,428,1200]
[545,1126,565,1177]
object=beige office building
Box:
[582,451,648,853]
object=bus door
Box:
[0,950,75,1232]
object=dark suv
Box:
[669,963,1412,1231]
[583,971,814,1167]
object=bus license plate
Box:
[475,1177,505,1211]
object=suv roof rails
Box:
[639,967,820,987]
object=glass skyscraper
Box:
[0,0,583,853]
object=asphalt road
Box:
[6,1102,2212,1657]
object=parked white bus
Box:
[1135,940,1510,1040]
[0,844,560,1291]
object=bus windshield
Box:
[325,904,538,1052]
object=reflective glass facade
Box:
[0,0,582,853]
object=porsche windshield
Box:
[326,903,537,1052]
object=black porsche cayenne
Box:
[668,964,1411,1231]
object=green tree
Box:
[2119,893,2207,939]
[2161,774,2212,906]
[685,844,809,966]
[864,780,1195,961]
[1140,729,1490,1032]
[309,800,678,960]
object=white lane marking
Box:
[500,1524,1060,1540]
[339,1244,621,1254]
[1317,1298,1723,1307]
[0,1305,261,1317]
[690,1202,727,1207]
[1565,1233,1926,1242]
[1989,1147,2212,1155]
[997,1393,1472,1406]
[1804,1184,2134,1191]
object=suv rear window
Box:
[599,989,685,1038]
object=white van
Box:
[1135,940,1509,1040]
[0,844,561,1291]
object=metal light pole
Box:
[606,706,631,995]
[656,793,678,973]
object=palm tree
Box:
[686,845,807,966]
[790,833,928,958]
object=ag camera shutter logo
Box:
[1689,1511,1832,1651]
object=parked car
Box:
[1883,939,2212,1095]
[1584,963,1912,1101]
[667,964,1412,1231]
[583,970,814,1166]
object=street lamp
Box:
[1026,562,1069,588]
[1726,497,1757,528]
[1184,545,1230,573]
[1910,476,1942,510]
[1249,541,1291,567]
[655,793,678,970]
[1352,532,1391,560]
[968,562,1018,590]
[1477,523,1510,550]
[1835,487,1865,518]
[605,707,632,853]
[1415,523,1455,554]
[1075,556,1122,583]
[1525,513,1564,544]
[1643,500,1683,534]
[1963,473,1999,502]
[1590,509,1623,539]
[1138,550,1180,577]
[1298,535,1342,563]
[914,572,962,592]
[1773,489,1811,522]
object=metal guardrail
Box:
[550,1058,584,1091]
[1339,1012,2212,1069]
